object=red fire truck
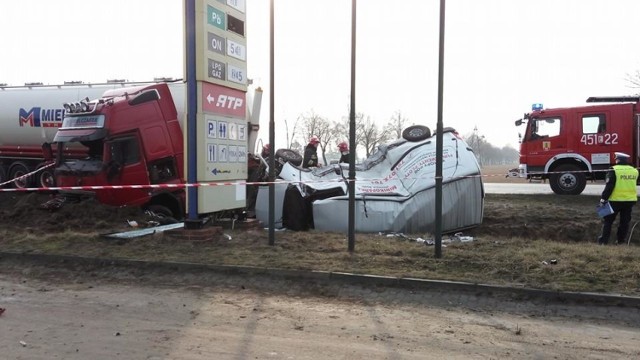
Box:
[514,96,640,195]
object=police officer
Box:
[597,152,639,245]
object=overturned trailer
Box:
[255,126,484,234]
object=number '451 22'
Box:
[580,133,618,145]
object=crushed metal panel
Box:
[312,176,483,234]
[101,223,185,239]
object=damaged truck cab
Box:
[53,83,185,218]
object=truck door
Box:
[576,105,634,173]
[99,135,150,207]
[576,111,612,172]
[523,115,564,175]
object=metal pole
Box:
[348,0,357,252]
[268,0,276,246]
[434,0,446,258]
[185,0,198,222]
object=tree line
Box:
[279,110,519,166]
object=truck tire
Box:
[8,162,34,189]
[0,166,6,187]
[402,125,431,142]
[550,164,586,195]
[36,163,56,188]
[275,148,302,166]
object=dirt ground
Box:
[2,165,640,359]
[0,165,609,242]
[1,260,640,360]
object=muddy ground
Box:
[2,170,640,359]
[0,187,615,244]
[0,164,610,241]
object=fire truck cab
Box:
[515,97,640,195]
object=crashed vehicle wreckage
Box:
[254,125,484,234]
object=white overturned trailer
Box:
[255,126,484,234]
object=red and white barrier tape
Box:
[0,162,55,188]
[0,167,612,193]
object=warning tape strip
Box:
[0,166,613,193]
[0,162,55,188]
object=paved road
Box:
[484,183,609,196]
[1,261,640,360]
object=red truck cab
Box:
[515,97,640,195]
[53,83,185,217]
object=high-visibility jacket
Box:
[610,165,639,201]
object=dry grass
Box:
[2,220,640,296]
[2,187,640,296]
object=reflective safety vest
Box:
[610,165,639,201]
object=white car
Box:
[256,125,484,234]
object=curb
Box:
[1,251,639,309]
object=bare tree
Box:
[283,116,302,149]
[466,126,487,165]
[334,114,367,160]
[358,114,389,157]
[464,127,519,166]
[383,110,410,140]
[625,70,640,91]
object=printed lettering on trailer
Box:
[19,107,65,128]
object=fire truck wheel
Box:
[550,164,586,195]
[8,162,34,189]
[36,164,56,188]
[402,125,431,142]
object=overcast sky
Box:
[1,0,640,150]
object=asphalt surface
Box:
[483,183,609,195]
[2,251,639,320]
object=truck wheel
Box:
[0,167,6,187]
[402,125,431,142]
[8,162,34,189]
[36,164,56,188]
[275,148,303,166]
[550,164,586,195]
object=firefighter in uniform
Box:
[338,141,349,164]
[597,152,639,245]
[303,135,320,168]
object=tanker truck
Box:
[1,80,263,220]
[0,80,186,189]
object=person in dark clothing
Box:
[303,135,320,168]
[597,152,639,245]
[260,143,271,159]
[337,141,349,164]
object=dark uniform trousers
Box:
[598,201,635,245]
